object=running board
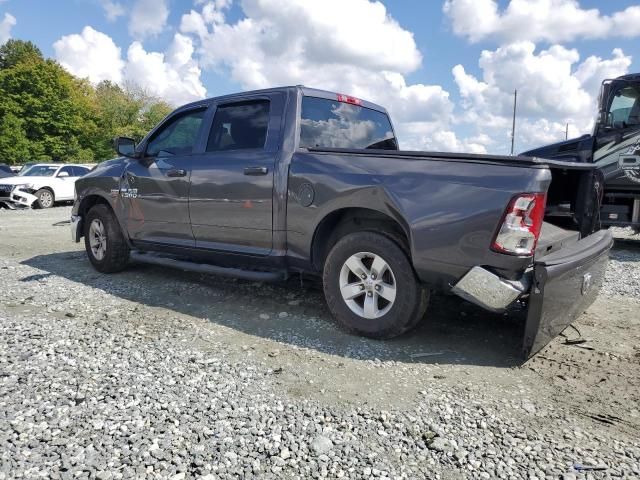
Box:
[130,251,287,282]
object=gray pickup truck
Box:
[71,86,612,357]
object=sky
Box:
[1,0,640,154]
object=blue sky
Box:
[2,0,640,153]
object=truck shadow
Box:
[22,251,525,368]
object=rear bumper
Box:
[451,266,530,312]
[453,229,612,358]
[522,229,612,358]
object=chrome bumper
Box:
[451,266,530,312]
[71,215,82,242]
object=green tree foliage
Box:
[92,81,172,160]
[0,39,176,165]
[0,39,43,69]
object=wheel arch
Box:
[35,186,55,198]
[78,193,112,218]
[76,193,129,245]
[310,207,412,271]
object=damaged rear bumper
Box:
[453,229,613,358]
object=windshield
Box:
[20,165,58,177]
[299,96,398,150]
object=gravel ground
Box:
[1,207,639,479]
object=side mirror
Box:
[114,137,138,158]
[57,171,69,178]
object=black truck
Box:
[523,73,640,229]
[71,86,612,357]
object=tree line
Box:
[0,39,173,165]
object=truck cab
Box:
[522,73,640,229]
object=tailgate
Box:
[523,230,613,358]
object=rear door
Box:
[188,94,284,254]
[124,106,208,247]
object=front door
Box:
[188,95,283,255]
[54,165,78,200]
[124,106,208,247]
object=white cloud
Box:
[54,28,206,105]
[0,12,16,45]
[398,123,489,153]
[54,26,124,84]
[179,0,481,151]
[444,0,640,43]
[129,0,169,39]
[452,42,632,153]
[99,0,125,21]
[124,34,207,105]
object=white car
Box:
[0,163,92,209]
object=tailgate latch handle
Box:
[244,166,268,176]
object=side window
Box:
[58,166,74,177]
[206,100,270,152]
[73,166,89,176]
[608,85,640,127]
[146,108,206,157]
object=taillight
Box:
[491,193,546,256]
[336,94,362,105]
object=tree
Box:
[92,81,172,159]
[0,38,176,164]
[0,57,97,163]
[0,39,43,70]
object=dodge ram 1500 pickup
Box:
[71,86,612,358]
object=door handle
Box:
[244,166,269,175]
[166,169,187,177]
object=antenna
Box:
[510,89,517,155]
[565,123,569,140]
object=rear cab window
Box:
[299,96,398,150]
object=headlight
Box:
[12,183,34,191]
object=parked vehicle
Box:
[71,86,612,357]
[0,163,91,209]
[0,164,14,176]
[14,163,35,174]
[523,73,640,230]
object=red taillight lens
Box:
[491,193,547,256]
[336,94,362,105]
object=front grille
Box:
[0,185,11,198]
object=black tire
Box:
[35,188,54,209]
[323,231,429,339]
[84,204,130,273]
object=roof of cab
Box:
[178,85,389,115]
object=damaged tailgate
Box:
[523,229,613,358]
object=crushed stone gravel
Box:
[0,208,639,479]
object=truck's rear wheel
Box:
[323,232,429,339]
[35,189,54,209]
[84,204,130,273]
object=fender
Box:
[73,159,132,247]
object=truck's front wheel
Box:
[84,204,130,273]
[323,232,429,339]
